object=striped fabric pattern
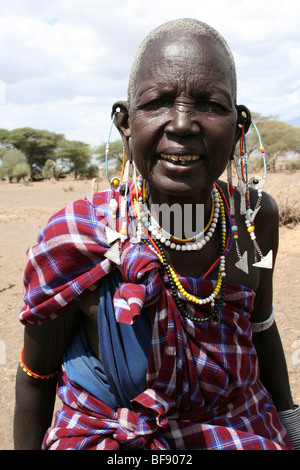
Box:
[42,280,291,449]
[20,191,117,325]
[19,188,292,450]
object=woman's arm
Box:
[14,365,57,449]
[251,192,293,411]
[252,321,293,411]
[14,304,83,450]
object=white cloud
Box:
[0,15,106,83]
[0,0,299,146]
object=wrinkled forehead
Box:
[143,33,230,75]
[128,31,237,104]
[137,33,234,93]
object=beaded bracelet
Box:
[278,404,300,450]
[19,346,58,380]
[251,308,275,333]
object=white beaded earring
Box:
[228,120,273,271]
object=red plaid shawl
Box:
[20,189,164,326]
[20,188,292,450]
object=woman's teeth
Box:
[160,154,201,163]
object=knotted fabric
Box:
[19,187,163,326]
[113,242,164,324]
[42,366,170,450]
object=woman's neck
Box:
[146,184,215,240]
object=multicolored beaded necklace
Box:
[145,189,220,252]
[129,181,233,324]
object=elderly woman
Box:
[14,19,298,450]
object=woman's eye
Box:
[197,100,228,113]
[142,96,173,110]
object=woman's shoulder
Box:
[251,188,279,230]
[217,179,278,223]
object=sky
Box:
[0,0,299,146]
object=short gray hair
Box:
[127,18,237,104]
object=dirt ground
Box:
[0,174,299,450]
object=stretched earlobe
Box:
[236,105,252,135]
[111,101,131,159]
[112,101,131,137]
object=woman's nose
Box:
[164,107,200,137]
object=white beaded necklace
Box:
[139,187,220,251]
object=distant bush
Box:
[0,149,30,182]
[277,188,300,226]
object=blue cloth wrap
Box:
[63,270,152,409]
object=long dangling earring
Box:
[105,109,126,191]
[103,109,127,265]
[247,120,267,192]
[92,113,121,197]
[227,154,249,274]
[119,157,132,243]
[232,124,247,215]
[105,109,124,233]
[119,150,144,244]
[244,120,272,269]
[228,120,272,271]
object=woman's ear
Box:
[112,101,131,138]
[235,105,252,140]
[111,101,131,159]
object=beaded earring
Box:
[109,148,141,244]
[129,173,146,244]
[104,109,128,265]
[227,156,249,273]
[119,158,132,242]
[244,121,272,269]
[227,121,272,271]
[105,108,126,191]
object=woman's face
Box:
[128,34,238,198]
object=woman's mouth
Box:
[160,154,202,165]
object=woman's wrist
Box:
[278,404,300,450]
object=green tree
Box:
[0,149,30,182]
[56,140,91,179]
[0,129,11,152]
[247,114,300,172]
[0,127,65,178]
[43,158,69,180]
[42,159,55,179]
[12,162,31,182]
[93,139,124,170]
[77,163,99,180]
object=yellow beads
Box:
[168,265,223,306]
[110,177,120,189]
[143,185,227,310]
